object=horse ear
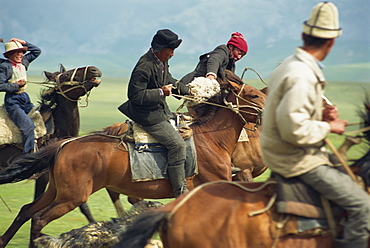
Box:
[227,81,242,92]
[60,64,66,73]
[44,71,55,81]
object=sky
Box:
[1,0,369,81]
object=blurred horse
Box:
[0,79,265,248]
[114,92,370,248]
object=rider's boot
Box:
[167,164,189,198]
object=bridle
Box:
[223,84,264,131]
[173,83,264,131]
[43,66,99,107]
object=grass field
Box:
[0,76,369,247]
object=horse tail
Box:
[0,141,61,185]
[114,211,168,248]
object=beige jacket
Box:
[261,47,332,178]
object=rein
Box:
[172,84,264,131]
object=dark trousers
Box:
[141,120,186,168]
[5,93,35,153]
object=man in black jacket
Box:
[119,29,189,197]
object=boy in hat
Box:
[261,2,370,247]
[180,32,248,85]
[0,38,41,154]
[118,29,189,197]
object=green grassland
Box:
[0,76,369,247]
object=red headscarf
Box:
[227,32,248,54]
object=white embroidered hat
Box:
[3,41,28,57]
[303,2,342,39]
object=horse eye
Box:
[251,95,259,99]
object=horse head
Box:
[222,79,265,130]
[43,64,102,101]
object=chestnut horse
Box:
[112,94,370,248]
[0,80,265,248]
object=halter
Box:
[224,83,264,131]
[40,66,97,107]
[54,66,90,102]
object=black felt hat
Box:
[151,29,182,52]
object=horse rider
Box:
[179,32,248,85]
[261,2,370,248]
[0,38,41,154]
[118,29,189,198]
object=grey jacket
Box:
[180,44,235,85]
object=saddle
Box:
[266,174,346,239]
[123,119,198,182]
[0,105,47,146]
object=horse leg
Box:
[34,171,95,223]
[34,172,49,199]
[78,203,95,223]
[30,198,85,248]
[0,186,56,248]
[106,188,125,218]
[232,168,253,182]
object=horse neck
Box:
[192,108,245,153]
[52,96,80,138]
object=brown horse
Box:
[116,150,370,248]
[112,94,370,248]
[231,87,268,181]
[0,80,265,248]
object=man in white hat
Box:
[261,2,370,247]
[0,38,41,154]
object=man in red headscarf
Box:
[180,32,248,85]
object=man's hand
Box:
[161,84,173,96]
[322,105,339,121]
[9,38,26,45]
[17,79,26,87]
[206,74,216,80]
[328,118,348,135]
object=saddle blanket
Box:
[273,173,344,219]
[0,105,47,146]
[127,136,198,182]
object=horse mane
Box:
[92,123,128,136]
[38,87,57,111]
[191,70,243,125]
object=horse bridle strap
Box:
[53,66,92,106]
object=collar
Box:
[151,48,164,66]
[317,60,325,69]
[8,59,22,66]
